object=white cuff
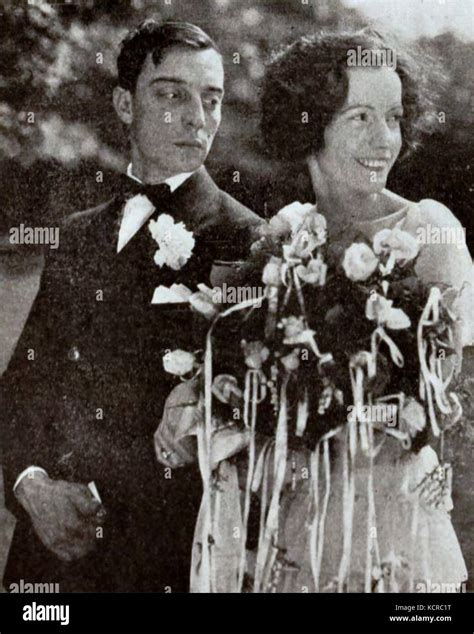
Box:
[13,466,48,492]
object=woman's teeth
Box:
[358,159,388,169]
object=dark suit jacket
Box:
[1,167,263,592]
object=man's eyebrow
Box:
[150,77,187,85]
[150,77,224,94]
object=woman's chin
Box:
[351,179,387,197]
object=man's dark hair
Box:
[261,28,442,163]
[117,19,221,93]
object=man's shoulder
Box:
[63,197,116,231]
[207,187,264,259]
[216,188,264,230]
[55,197,116,251]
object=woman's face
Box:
[315,66,403,196]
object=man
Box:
[1,20,263,592]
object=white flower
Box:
[262,256,283,286]
[283,228,321,261]
[295,257,327,285]
[149,214,195,271]
[342,243,379,282]
[304,211,327,246]
[366,293,411,330]
[163,349,196,376]
[373,227,419,270]
[276,201,315,235]
[399,397,426,437]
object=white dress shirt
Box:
[13,164,195,494]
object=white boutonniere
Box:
[148,214,195,271]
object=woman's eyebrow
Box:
[340,104,375,113]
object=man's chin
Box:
[167,155,207,176]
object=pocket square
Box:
[151,283,193,304]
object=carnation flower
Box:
[163,349,196,376]
[149,214,195,271]
[342,243,379,282]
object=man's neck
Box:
[127,163,195,193]
[130,146,188,184]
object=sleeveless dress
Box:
[190,199,472,593]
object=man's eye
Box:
[204,96,221,108]
[158,91,181,100]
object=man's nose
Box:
[183,96,206,130]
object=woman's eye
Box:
[387,113,403,122]
[352,113,368,122]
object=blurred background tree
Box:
[0,0,472,248]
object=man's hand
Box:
[15,472,105,562]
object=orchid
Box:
[365,293,411,330]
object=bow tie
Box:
[119,174,173,210]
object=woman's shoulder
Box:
[416,198,464,229]
[382,192,463,230]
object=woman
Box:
[251,28,471,592]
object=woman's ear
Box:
[307,153,330,201]
[113,86,134,126]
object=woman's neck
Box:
[316,187,384,233]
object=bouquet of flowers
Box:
[161,202,463,593]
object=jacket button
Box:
[68,346,81,361]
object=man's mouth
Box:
[356,158,390,170]
[175,140,205,149]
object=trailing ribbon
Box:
[364,418,381,592]
[337,419,356,592]
[237,370,260,591]
[417,287,454,437]
[253,375,289,592]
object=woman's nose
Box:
[370,117,393,148]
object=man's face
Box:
[127,46,224,176]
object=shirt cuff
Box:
[13,466,48,492]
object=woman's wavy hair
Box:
[261,28,441,163]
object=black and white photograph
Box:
[0,0,472,632]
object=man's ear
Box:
[113,86,134,125]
